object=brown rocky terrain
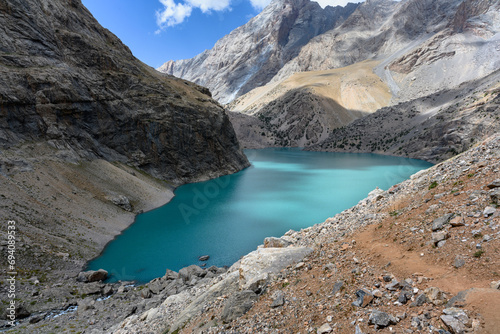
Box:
[104,134,499,334]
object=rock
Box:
[372,289,383,298]
[441,309,470,334]
[385,279,400,291]
[332,281,344,295]
[425,287,446,305]
[483,206,496,217]
[198,255,210,261]
[490,281,500,289]
[141,288,152,299]
[239,247,313,292]
[102,285,113,296]
[270,290,285,308]
[221,290,258,323]
[355,324,364,334]
[105,195,133,212]
[164,269,179,280]
[411,293,429,307]
[148,278,168,295]
[352,289,374,308]
[29,314,44,324]
[80,283,102,296]
[369,310,396,328]
[453,256,466,268]
[77,269,108,283]
[15,306,30,319]
[449,216,465,227]
[443,308,470,325]
[432,231,450,246]
[486,179,500,189]
[88,269,108,283]
[317,323,333,334]
[263,237,291,248]
[490,189,500,204]
[179,265,205,282]
[78,299,95,312]
[432,214,453,231]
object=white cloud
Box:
[155,0,366,32]
[185,0,231,13]
[249,0,271,10]
[313,0,364,8]
[156,0,192,29]
[156,0,233,32]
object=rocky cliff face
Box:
[310,70,500,163]
[157,0,358,103]
[0,0,249,185]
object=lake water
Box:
[88,148,432,282]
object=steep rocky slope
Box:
[0,0,248,326]
[227,0,499,152]
[228,60,391,148]
[76,134,499,334]
[310,70,500,163]
[158,0,359,103]
[0,0,249,184]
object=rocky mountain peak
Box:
[157,0,359,103]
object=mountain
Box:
[0,0,248,318]
[0,0,248,184]
[227,60,391,147]
[220,0,500,154]
[158,0,359,104]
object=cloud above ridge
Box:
[156,0,365,32]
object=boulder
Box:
[239,247,313,292]
[432,214,453,231]
[164,269,179,280]
[490,188,500,204]
[486,179,500,189]
[88,269,108,282]
[483,206,496,217]
[453,256,466,269]
[263,237,291,248]
[221,290,258,323]
[198,255,210,261]
[432,231,450,246]
[179,265,205,282]
[425,287,446,305]
[77,269,108,283]
[369,310,396,328]
[105,195,133,212]
[317,323,333,334]
[352,289,373,308]
[270,290,285,308]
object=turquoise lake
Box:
[88,148,432,283]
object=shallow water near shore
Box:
[88,148,432,283]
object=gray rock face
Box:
[0,0,249,185]
[239,247,313,292]
[432,214,454,231]
[221,290,258,323]
[158,0,358,103]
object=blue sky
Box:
[82,0,363,68]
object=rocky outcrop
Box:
[227,60,390,148]
[0,0,249,185]
[310,70,500,163]
[158,0,358,103]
